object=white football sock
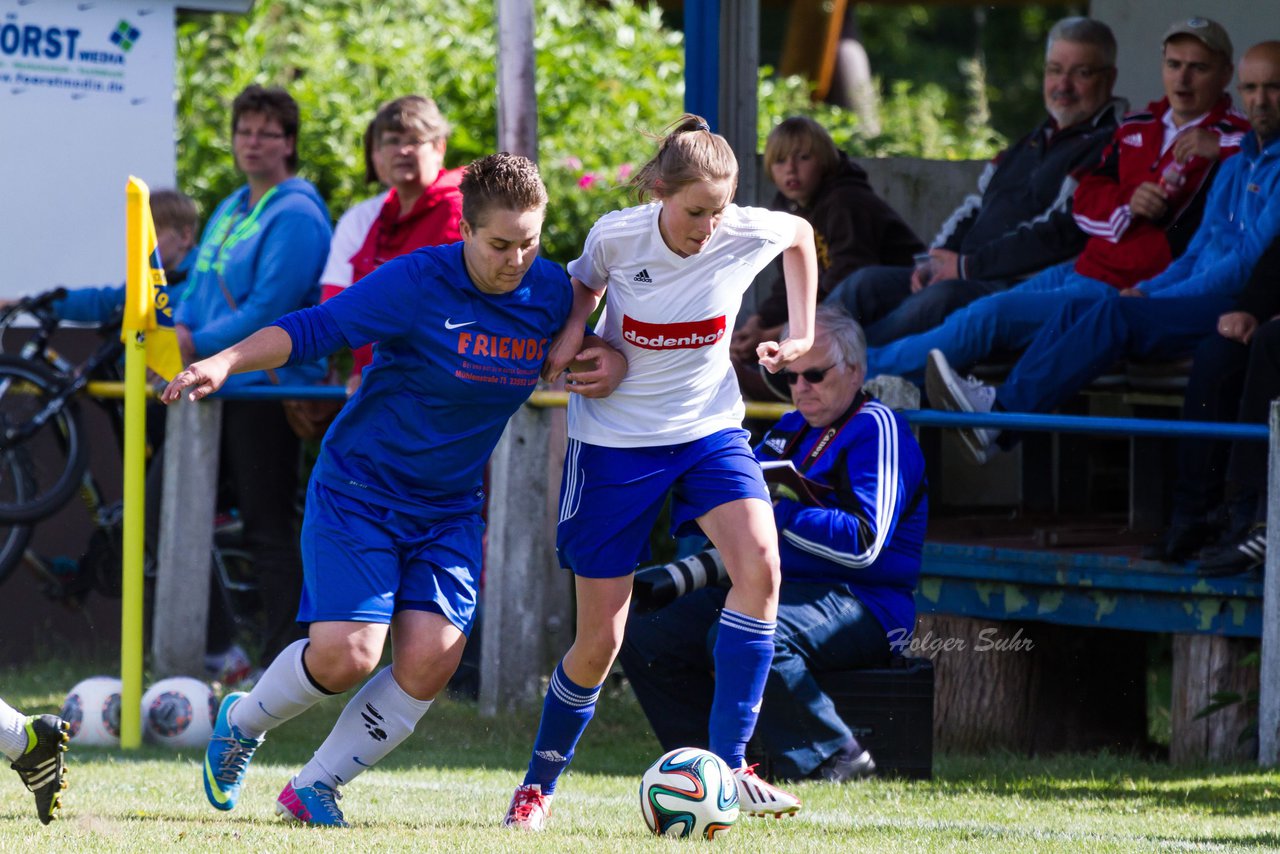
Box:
[230,639,331,738]
[294,666,432,790]
[0,698,29,760]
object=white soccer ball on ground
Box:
[141,676,216,749]
[639,747,739,839]
[61,676,122,747]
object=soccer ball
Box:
[142,677,216,749]
[61,676,122,746]
[639,747,739,839]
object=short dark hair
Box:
[459,153,548,228]
[231,85,300,172]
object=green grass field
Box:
[3,657,1278,852]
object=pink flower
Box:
[562,156,583,170]
[616,163,633,181]
[578,173,597,189]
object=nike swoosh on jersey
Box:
[445,318,477,330]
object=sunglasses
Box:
[780,364,837,385]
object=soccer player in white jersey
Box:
[503,114,819,830]
[0,698,68,825]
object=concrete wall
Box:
[1091,0,1267,108]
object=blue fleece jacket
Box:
[176,176,331,388]
[54,253,196,323]
[1138,132,1280,300]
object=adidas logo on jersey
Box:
[1121,132,1144,147]
[765,437,787,454]
[632,269,653,283]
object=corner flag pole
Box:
[120,177,151,749]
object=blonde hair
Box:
[629,114,738,201]
[764,116,840,178]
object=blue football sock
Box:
[523,661,601,795]
[709,608,775,768]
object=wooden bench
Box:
[915,541,1261,762]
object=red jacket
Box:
[342,167,464,373]
[1071,94,1249,288]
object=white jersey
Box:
[319,191,389,290]
[566,201,797,447]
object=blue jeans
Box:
[867,262,1114,385]
[825,264,1012,346]
[619,581,892,780]
[996,294,1234,415]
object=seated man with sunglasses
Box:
[619,304,927,783]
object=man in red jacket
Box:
[864,17,1246,387]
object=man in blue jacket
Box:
[929,41,1280,466]
[620,305,927,782]
[174,85,332,664]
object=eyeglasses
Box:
[1044,64,1111,83]
[378,135,434,150]
[780,364,838,385]
[233,129,287,142]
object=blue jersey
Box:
[755,398,927,639]
[276,242,573,510]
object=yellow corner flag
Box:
[124,177,183,381]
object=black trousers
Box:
[220,400,306,665]
[1225,319,1280,520]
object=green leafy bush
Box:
[176,0,1003,265]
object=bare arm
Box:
[541,277,605,382]
[757,217,818,372]
[160,325,294,403]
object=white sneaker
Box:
[503,783,552,831]
[925,349,999,464]
[733,765,802,818]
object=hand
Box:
[927,249,959,283]
[1218,311,1258,344]
[540,325,586,382]
[1172,128,1221,164]
[909,266,927,293]
[176,323,195,365]
[730,315,782,364]
[1118,288,1146,298]
[756,335,813,373]
[1129,182,1169,220]
[565,343,628,398]
[161,355,232,403]
[345,371,362,396]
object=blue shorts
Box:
[298,479,484,635]
[556,428,769,578]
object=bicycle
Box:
[0,289,265,663]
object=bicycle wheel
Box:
[0,446,34,584]
[0,354,88,523]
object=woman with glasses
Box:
[175,84,332,667]
[503,114,817,830]
[320,96,464,389]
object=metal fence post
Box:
[1260,400,1280,765]
[151,396,221,677]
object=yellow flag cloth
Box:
[124,177,183,381]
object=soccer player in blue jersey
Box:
[162,153,623,827]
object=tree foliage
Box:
[175,0,1011,265]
